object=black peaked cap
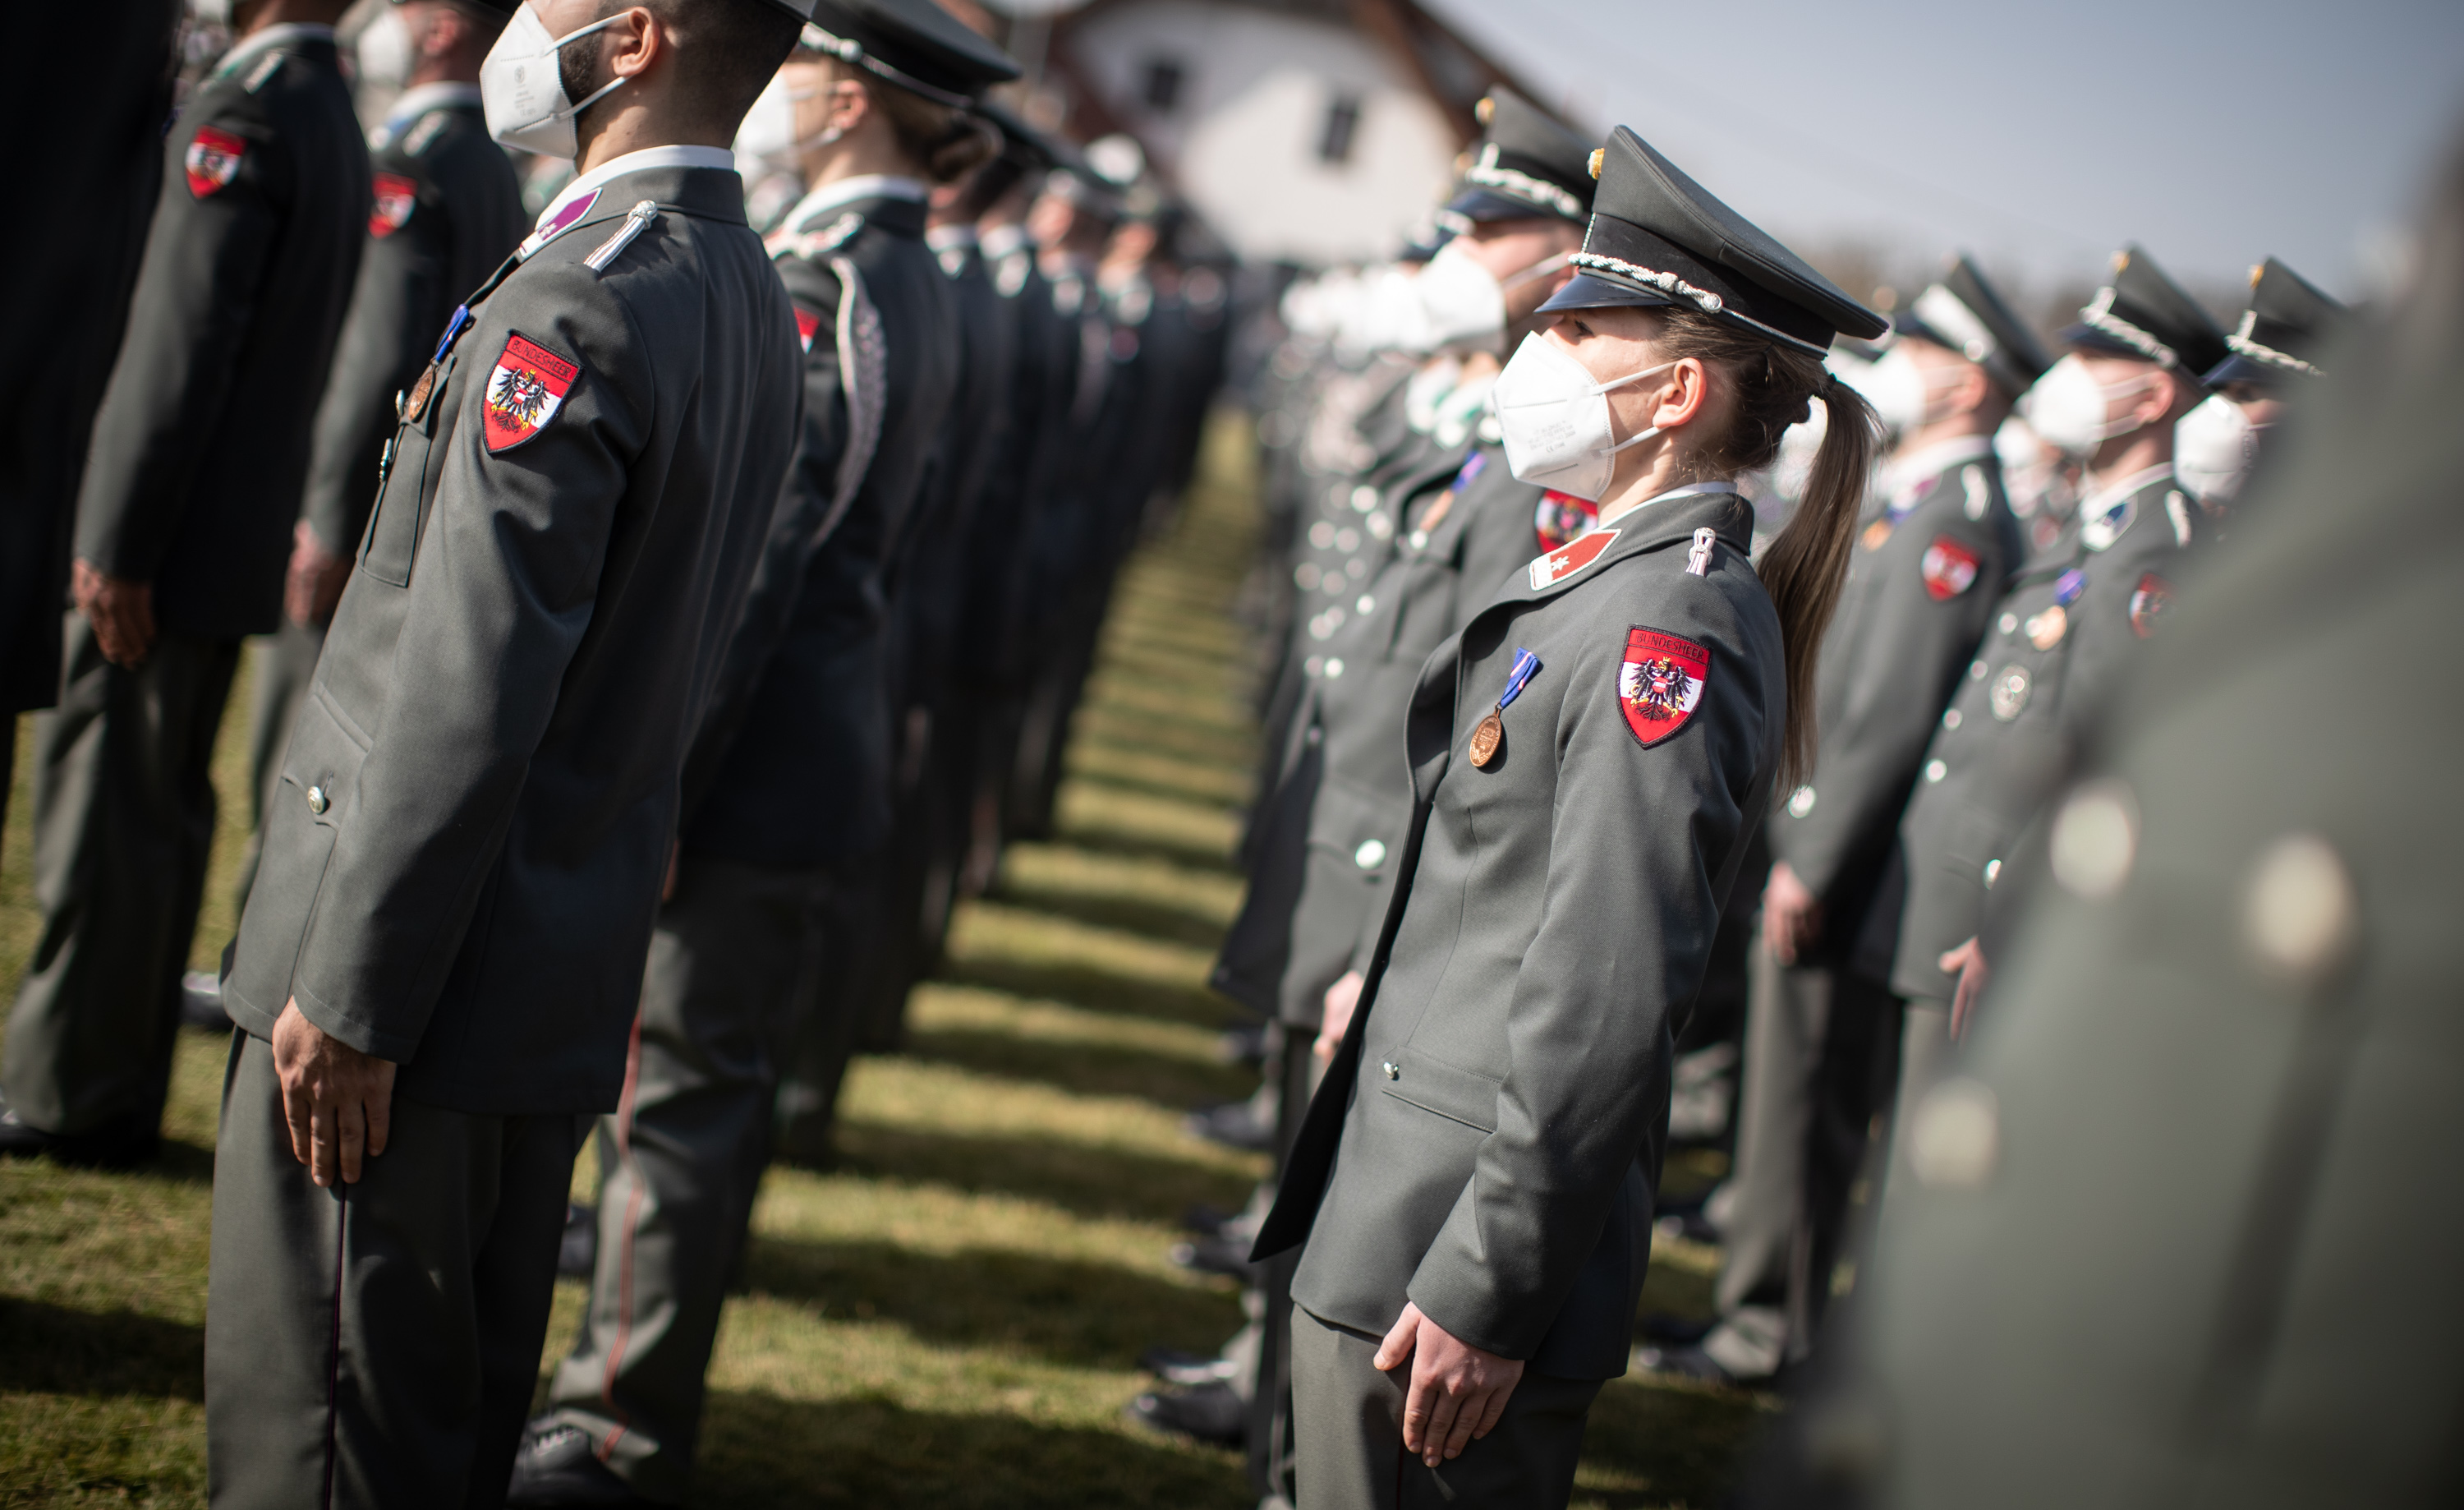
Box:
[802,0,1018,106]
[2061,244,2229,379]
[2204,256,2350,385]
[1542,126,1885,356]
[980,99,1058,173]
[1446,87,1594,226]
[1893,254,2052,397]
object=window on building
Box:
[1318,94,1362,164]
[1142,58,1185,113]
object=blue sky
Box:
[1422,0,2464,304]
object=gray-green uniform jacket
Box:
[1771,437,2019,968]
[223,160,802,1115]
[1891,465,2195,1001]
[300,85,524,561]
[1259,487,1784,1377]
[72,24,366,640]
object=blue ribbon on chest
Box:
[1496,647,1542,711]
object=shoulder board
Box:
[403,110,451,157]
[583,200,660,274]
[243,51,284,94]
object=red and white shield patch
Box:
[186,125,245,199]
[482,334,579,453]
[1528,528,1618,592]
[1619,626,1710,748]
[1920,535,1980,600]
[793,306,821,352]
[1533,490,1598,553]
[2129,572,2173,638]
[370,173,416,238]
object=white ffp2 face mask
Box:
[480,3,626,159]
[733,71,836,161]
[1409,239,1510,355]
[355,8,412,89]
[2174,394,2263,502]
[1855,346,1972,436]
[1492,332,1674,503]
[2021,353,2162,457]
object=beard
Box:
[558,25,607,121]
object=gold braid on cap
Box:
[1461,162,1581,219]
[2225,308,2323,375]
[2078,284,2181,369]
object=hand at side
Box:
[271,1000,398,1186]
[71,558,156,667]
[1374,1301,1525,1467]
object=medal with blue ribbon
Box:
[1469,647,1542,768]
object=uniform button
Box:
[2049,780,2137,899]
[1352,486,1378,513]
[1908,1078,1999,1190]
[306,785,329,815]
[1381,1061,1400,1080]
[1354,838,1386,869]
[2244,833,2358,983]
[1325,658,1345,679]
[1786,785,1816,818]
[1308,522,1335,549]
[1334,527,1359,552]
[1293,563,1322,590]
[1983,858,2002,888]
[1356,595,1375,614]
[1366,513,1394,541]
[1942,707,1962,730]
[1970,659,1989,679]
[1407,531,1429,549]
[1304,726,1322,747]
[1999,613,2018,635]
[1924,759,1947,784]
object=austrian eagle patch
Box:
[186,126,245,198]
[370,173,416,238]
[482,334,579,452]
[1619,626,1709,748]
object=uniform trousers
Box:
[231,619,324,914]
[1701,944,1902,1379]
[2,613,238,1139]
[1882,1001,1951,1205]
[1247,1027,1328,1504]
[205,1030,580,1508]
[1289,1308,1601,1510]
[545,854,828,1502]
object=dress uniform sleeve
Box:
[287,262,651,1061]
[1780,508,2008,901]
[74,93,292,582]
[1406,587,1775,1359]
[301,147,442,559]
[677,257,851,826]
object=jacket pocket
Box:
[1378,1048,1500,1133]
[226,692,370,1014]
[359,357,453,587]
[1307,773,1407,881]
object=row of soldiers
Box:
[1121,84,2361,1510]
[0,0,1222,1502]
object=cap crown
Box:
[2070,243,2229,376]
[2233,256,2349,374]
[1899,254,2052,396]
[1453,88,1595,224]
[805,0,1018,103]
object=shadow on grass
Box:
[1574,1373,1771,1508]
[1037,825,1242,879]
[904,1025,1253,1112]
[742,1236,1239,1371]
[693,1388,1247,1509]
[1068,709,1260,775]
[933,955,1234,1031]
[827,1121,1257,1227]
[0,1298,204,1402]
[981,883,1231,952]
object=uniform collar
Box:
[783,173,928,232]
[214,22,335,79]
[980,223,1029,260]
[384,81,482,128]
[2076,462,2174,522]
[1596,480,1739,532]
[523,146,741,256]
[1515,486,1754,603]
[1880,433,1995,500]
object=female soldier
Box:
[1252,126,1884,1508]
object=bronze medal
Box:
[2026,605,2067,650]
[401,362,439,423]
[1860,518,1893,551]
[1469,711,1503,767]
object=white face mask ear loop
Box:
[547,13,626,122]
[1598,358,1681,456]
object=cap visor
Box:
[2200,352,2284,389]
[1538,269,1680,315]
[1443,187,1566,225]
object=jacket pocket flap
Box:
[1379,1051,1499,1133]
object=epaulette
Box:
[584,201,660,274]
[402,110,450,157]
[243,51,284,94]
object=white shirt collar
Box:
[1596,481,1739,532]
[2077,462,2174,521]
[536,145,735,232]
[979,223,1028,260]
[926,223,978,252]
[1881,433,1996,499]
[384,81,483,129]
[217,22,334,79]
[781,174,928,233]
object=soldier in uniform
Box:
[0,0,367,1167]
[1251,126,1886,1509]
[513,7,1015,1502]
[1748,135,2463,1510]
[228,0,526,929]
[2174,256,2348,509]
[202,0,811,1496]
[1648,257,2046,1386]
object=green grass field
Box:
[0,415,1764,1506]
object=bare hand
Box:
[283,520,352,628]
[1374,1301,1524,1466]
[1939,937,1989,1039]
[1762,861,1823,965]
[1316,970,1365,1061]
[271,999,397,1187]
[71,558,156,667]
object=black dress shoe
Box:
[1169,1234,1261,1283]
[179,971,233,1031]
[559,1204,599,1278]
[1126,1381,1246,1447]
[1634,1343,1756,1388]
[506,1420,664,1508]
[1637,1312,1717,1346]
[0,1107,158,1169]
[1182,1102,1273,1153]
[1139,1346,1238,1386]
[1652,1210,1722,1246]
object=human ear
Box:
[1649,357,1710,431]
[604,7,661,81]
